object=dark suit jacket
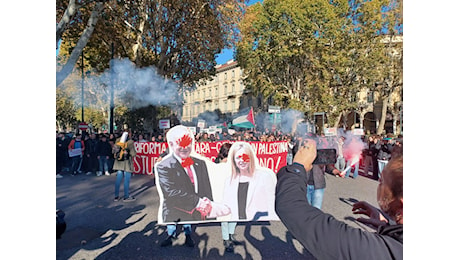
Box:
[157,155,214,222]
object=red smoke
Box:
[343,136,365,165]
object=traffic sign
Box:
[79,122,89,131]
[159,119,170,129]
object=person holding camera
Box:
[275,139,403,260]
[113,131,137,202]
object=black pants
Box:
[372,156,379,180]
[84,154,98,172]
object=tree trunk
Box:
[333,112,342,128]
[376,96,389,135]
[132,1,146,63]
[56,0,79,49]
[56,2,104,87]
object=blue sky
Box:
[215,0,263,64]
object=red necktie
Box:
[185,166,194,185]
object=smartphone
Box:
[312,149,337,165]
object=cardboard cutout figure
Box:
[220,142,279,221]
[155,125,279,224]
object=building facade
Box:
[181,41,402,135]
[181,60,247,122]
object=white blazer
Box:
[222,167,279,221]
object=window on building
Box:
[232,84,235,94]
[224,72,227,80]
[367,91,374,103]
[224,85,227,95]
[232,70,235,78]
[351,93,357,103]
[215,87,218,97]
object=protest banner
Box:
[132,141,288,175]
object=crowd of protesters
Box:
[57,127,401,181]
[56,126,402,257]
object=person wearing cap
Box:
[113,131,137,202]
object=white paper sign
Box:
[68,148,82,157]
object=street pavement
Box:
[56,167,378,260]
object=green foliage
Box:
[56,88,77,130]
[237,0,402,127]
[56,0,246,131]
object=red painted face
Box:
[238,153,250,163]
[177,135,192,148]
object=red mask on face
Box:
[177,134,192,148]
[238,153,250,163]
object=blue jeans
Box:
[335,156,346,172]
[306,185,325,209]
[221,222,237,240]
[345,159,359,178]
[98,156,109,172]
[377,159,388,178]
[114,170,132,199]
[167,224,191,236]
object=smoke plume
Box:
[63,58,180,109]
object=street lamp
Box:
[81,51,85,123]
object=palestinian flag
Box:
[231,107,255,128]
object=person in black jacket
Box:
[96,134,112,176]
[275,138,403,260]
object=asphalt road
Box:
[56,167,378,260]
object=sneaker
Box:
[223,240,234,252]
[56,174,63,178]
[86,172,93,175]
[160,236,173,247]
[105,171,110,176]
[96,171,102,176]
[123,196,136,202]
[184,234,195,247]
[113,196,121,202]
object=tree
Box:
[57,0,246,132]
[236,0,366,124]
[56,0,245,87]
[362,0,403,134]
[236,0,402,130]
[56,88,77,131]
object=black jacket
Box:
[306,164,337,190]
[96,140,112,157]
[275,163,403,260]
[156,155,214,223]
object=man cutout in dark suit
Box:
[156,125,230,223]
